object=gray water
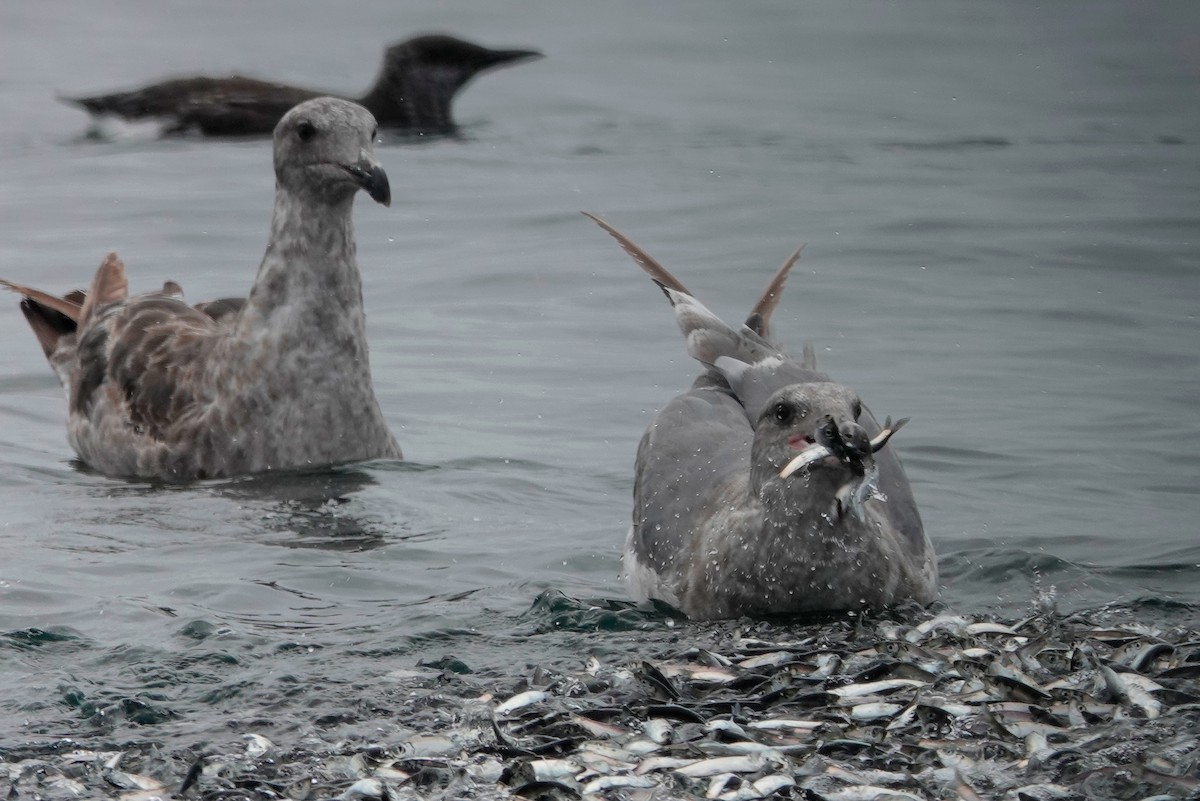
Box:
[0,0,1197,758]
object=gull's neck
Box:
[237,187,365,344]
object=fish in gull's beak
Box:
[777,415,909,521]
[778,416,909,480]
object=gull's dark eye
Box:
[296,120,317,142]
[772,402,794,426]
[853,399,862,419]
[371,126,379,141]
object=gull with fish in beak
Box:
[585,213,938,619]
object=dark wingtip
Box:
[745,245,804,338]
[650,279,678,306]
[744,312,765,336]
[194,297,247,323]
[19,297,77,359]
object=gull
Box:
[586,213,938,619]
[3,97,401,481]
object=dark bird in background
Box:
[62,34,543,137]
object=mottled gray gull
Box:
[63,34,543,137]
[2,97,401,481]
[586,213,938,619]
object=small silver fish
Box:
[697,741,806,757]
[1007,784,1076,800]
[1024,731,1053,766]
[965,621,1019,636]
[829,678,927,699]
[402,734,462,757]
[623,738,663,756]
[747,718,823,732]
[243,733,275,759]
[571,714,630,739]
[819,786,925,801]
[835,462,885,521]
[340,778,384,800]
[494,689,549,716]
[737,651,796,669]
[778,417,907,479]
[706,772,738,799]
[576,741,632,771]
[676,754,769,778]
[909,611,970,640]
[778,442,835,478]
[657,663,739,684]
[372,763,411,782]
[885,700,918,732]
[581,774,658,794]
[101,767,163,792]
[522,758,582,782]
[642,718,674,744]
[1100,664,1162,719]
[635,755,700,775]
[705,718,751,740]
[849,702,904,721]
[752,775,797,796]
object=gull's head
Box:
[755,382,870,485]
[273,97,390,207]
[758,381,910,520]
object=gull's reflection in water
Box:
[216,464,404,552]
[73,458,439,553]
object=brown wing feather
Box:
[583,212,693,298]
[78,253,128,328]
[0,279,84,321]
[4,258,223,431]
[94,296,220,438]
[1,279,85,358]
[744,245,803,339]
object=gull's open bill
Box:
[779,416,910,479]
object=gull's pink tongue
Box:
[787,433,815,450]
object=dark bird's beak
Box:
[479,47,544,70]
[342,159,391,206]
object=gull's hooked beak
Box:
[778,416,909,480]
[341,155,391,206]
[817,416,871,472]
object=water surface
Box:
[1,0,1197,760]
